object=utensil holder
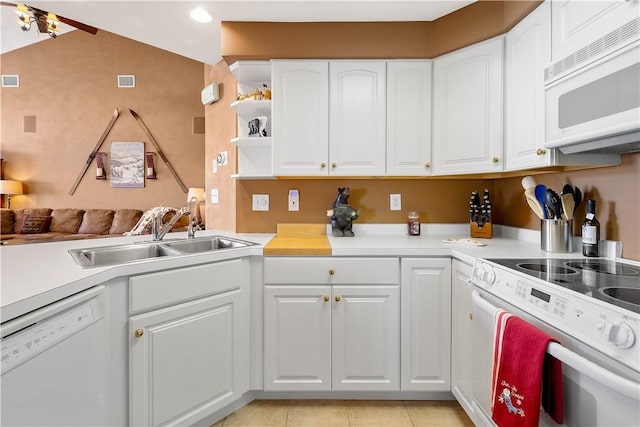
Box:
[541,219,573,253]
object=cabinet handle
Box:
[323,295,330,302]
[320,162,327,168]
[335,295,342,302]
[331,162,337,169]
[469,313,473,321]
[425,162,431,168]
[536,148,547,156]
[134,329,144,338]
[329,269,335,275]
[492,157,499,163]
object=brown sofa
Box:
[0,208,189,245]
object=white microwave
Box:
[544,39,640,154]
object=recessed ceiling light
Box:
[190,7,212,23]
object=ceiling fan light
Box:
[190,7,212,23]
[47,12,60,37]
[15,3,29,19]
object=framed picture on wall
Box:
[110,142,144,188]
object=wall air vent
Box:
[545,17,640,83]
[2,75,19,87]
[117,75,135,88]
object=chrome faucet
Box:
[152,206,190,241]
[186,196,200,239]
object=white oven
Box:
[544,37,640,154]
[469,258,640,427]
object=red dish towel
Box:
[491,310,564,427]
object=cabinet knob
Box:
[536,148,547,156]
[335,295,342,302]
[469,313,473,321]
[329,269,336,275]
[134,329,144,338]
[425,162,431,168]
[492,157,499,163]
[331,163,337,169]
[323,295,330,302]
[320,162,326,168]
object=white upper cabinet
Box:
[505,1,551,170]
[386,61,433,176]
[432,37,504,175]
[272,60,329,176]
[329,61,387,176]
[551,0,640,63]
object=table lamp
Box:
[0,180,23,209]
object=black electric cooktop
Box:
[486,258,640,314]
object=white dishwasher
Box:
[1,286,109,426]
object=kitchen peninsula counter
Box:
[1,224,573,322]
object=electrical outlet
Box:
[288,189,300,211]
[390,194,402,211]
[211,188,219,204]
[216,151,228,166]
[252,194,269,211]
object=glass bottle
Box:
[408,211,420,236]
[582,199,600,257]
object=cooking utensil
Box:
[545,188,563,220]
[525,190,545,219]
[535,185,548,219]
[560,193,575,220]
[561,184,574,197]
[521,176,537,190]
[573,186,582,214]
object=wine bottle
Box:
[582,199,600,257]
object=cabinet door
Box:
[130,290,248,426]
[332,286,400,391]
[505,1,551,170]
[272,60,329,176]
[329,61,386,176]
[432,37,504,175]
[386,61,433,176]
[551,0,640,63]
[263,286,332,391]
[451,259,475,419]
[400,258,451,391]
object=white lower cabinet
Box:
[263,257,400,391]
[450,259,474,418]
[128,259,250,426]
[400,258,452,391]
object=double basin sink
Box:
[69,236,257,268]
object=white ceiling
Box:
[1,1,475,64]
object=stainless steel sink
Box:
[69,236,257,268]
[164,236,255,253]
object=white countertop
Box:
[0,224,584,323]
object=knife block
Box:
[470,221,492,239]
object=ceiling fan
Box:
[0,2,98,38]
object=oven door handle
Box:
[472,290,640,401]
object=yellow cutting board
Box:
[263,224,332,256]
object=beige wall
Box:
[1,30,205,211]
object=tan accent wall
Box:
[204,60,238,231]
[221,1,542,61]
[495,153,640,261]
[1,30,205,211]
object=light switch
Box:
[211,188,219,204]
[390,194,401,211]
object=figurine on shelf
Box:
[327,187,360,237]
[248,116,268,137]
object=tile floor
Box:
[211,400,475,427]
